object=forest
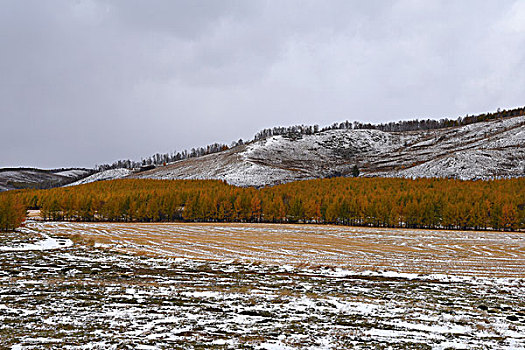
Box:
[1,177,523,231]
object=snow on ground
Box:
[131,146,303,187]
[0,233,72,252]
[378,116,525,180]
[30,221,525,278]
[132,129,413,187]
[394,149,506,180]
[1,236,524,349]
[66,168,133,186]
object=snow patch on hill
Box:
[66,168,133,187]
[393,150,505,180]
[53,169,92,178]
[378,116,525,180]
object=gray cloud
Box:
[1,0,524,168]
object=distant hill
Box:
[0,168,94,192]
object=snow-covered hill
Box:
[130,115,525,186]
[0,168,94,192]
[372,115,525,180]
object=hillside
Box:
[0,168,94,192]
[126,115,525,187]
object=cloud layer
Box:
[1,0,524,168]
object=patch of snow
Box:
[53,169,92,178]
[257,340,296,350]
[0,234,72,252]
[66,168,132,187]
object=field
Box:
[1,220,524,349]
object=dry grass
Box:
[28,221,525,277]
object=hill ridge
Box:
[119,114,524,187]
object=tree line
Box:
[255,106,525,139]
[97,142,237,171]
[350,106,525,132]
[2,177,524,231]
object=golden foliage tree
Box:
[0,194,26,231]
[5,177,525,231]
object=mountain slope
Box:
[129,115,525,186]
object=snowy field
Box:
[0,222,524,349]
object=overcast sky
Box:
[1,0,525,168]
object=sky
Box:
[1,0,525,169]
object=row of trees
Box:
[255,107,525,141]
[3,177,524,231]
[352,106,525,132]
[0,196,26,231]
[97,142,236,171]
[253,125,321,141]
[267,106,525,136]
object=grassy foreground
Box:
[1,222,524,348]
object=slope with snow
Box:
[372,115,525,179]
[65,168,133,187]
[131,129,415,186]
[130,115,525,186]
